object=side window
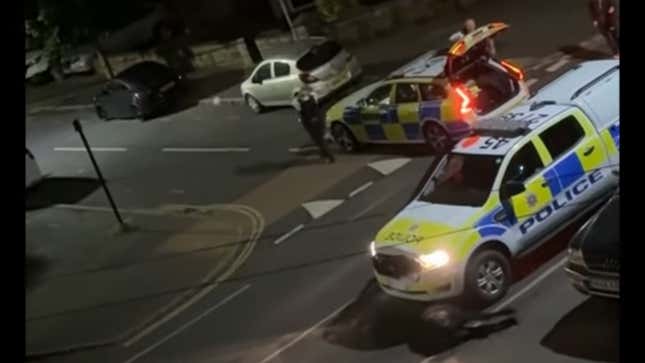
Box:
[395,83,419,103]
[274,62,291,77]
[366,85,392,105]
[502,141,544,186]
[253,63,272,82]
[539,115,585,161]
[419,82,446,101]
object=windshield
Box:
[419,153,503,206]
[296,41,342,71]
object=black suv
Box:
[565,192,619,299]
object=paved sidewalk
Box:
[25,204,262,357]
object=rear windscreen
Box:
[296,41,343,71]
[118,62,175,89]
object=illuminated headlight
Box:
[369,241,376,257]
[568,248,586,267]
[416,250,450,270]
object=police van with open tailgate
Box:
[370,59,619,304]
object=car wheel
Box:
[331,122,359,152]
[424,122,452,154]
[96,106,108,120]
[245,94,264,114]
[465,249,511,306]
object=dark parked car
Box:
[94,61,182,120]
[565,191,619,299]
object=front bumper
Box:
[372,254,464,301]
[565,262,619,299]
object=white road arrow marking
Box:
[368,158,411,176]
[301,200,344,219]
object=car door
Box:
[269,61,297,104]
[249,62,273,104]
[445,22,509,79]
[103,81,133,118]
[355,84,394,142]
[574,65,619,172]
[380,82,421,142]
[498,138,552,251]
[536,111,615,225]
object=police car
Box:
[370,59,619,304]
[325,23,529,153]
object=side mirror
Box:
[500,180,525,200]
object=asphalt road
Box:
[26,0,618,361]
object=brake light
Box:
[501,60,525,81]
[455,86,473,116]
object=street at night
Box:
[25,0,619,362]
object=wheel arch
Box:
[421,118,447,134]
[469,240,512,260]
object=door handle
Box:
[583,146,595,156]
[494,210,507,222]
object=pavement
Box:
[26,203,261,356]
[25,0,618,360]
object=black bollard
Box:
[72,119,126,229]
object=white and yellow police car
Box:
[370,59,619,304]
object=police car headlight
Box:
[568,247,586,267]
[369,241,376,257]
[417,250,450,270]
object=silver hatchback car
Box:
[241,39,362,113]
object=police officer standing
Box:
[588,0,619,58]
[293,73,335,164]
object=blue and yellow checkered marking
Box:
[340,100,453,143]
[553,153,584,190]
[472,149,595,238]
[609,122,619,149]
[365,124,387,140]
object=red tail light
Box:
[501,60,525,81]
[455,86,473,116]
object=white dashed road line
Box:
[348,181,374,199]
[546,56,571,72]
[162,147,250,153]
[257,300,353,363]
[288,146,319,153]
[54,147,128,152]
[123,284,251,363]
[349,187,400,222]
[274,224,305,245]
[489,257,568,313]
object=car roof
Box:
[116,61,174,88]
[388,49,447,78]
[531,60,619,104]
[453,103,570,156]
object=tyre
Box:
[331,122,359,152]
[245,94,264,114]
[424,122,452,154]
[464,249,511,306]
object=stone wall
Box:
[319,0,454,45]
[94,26,313,79]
